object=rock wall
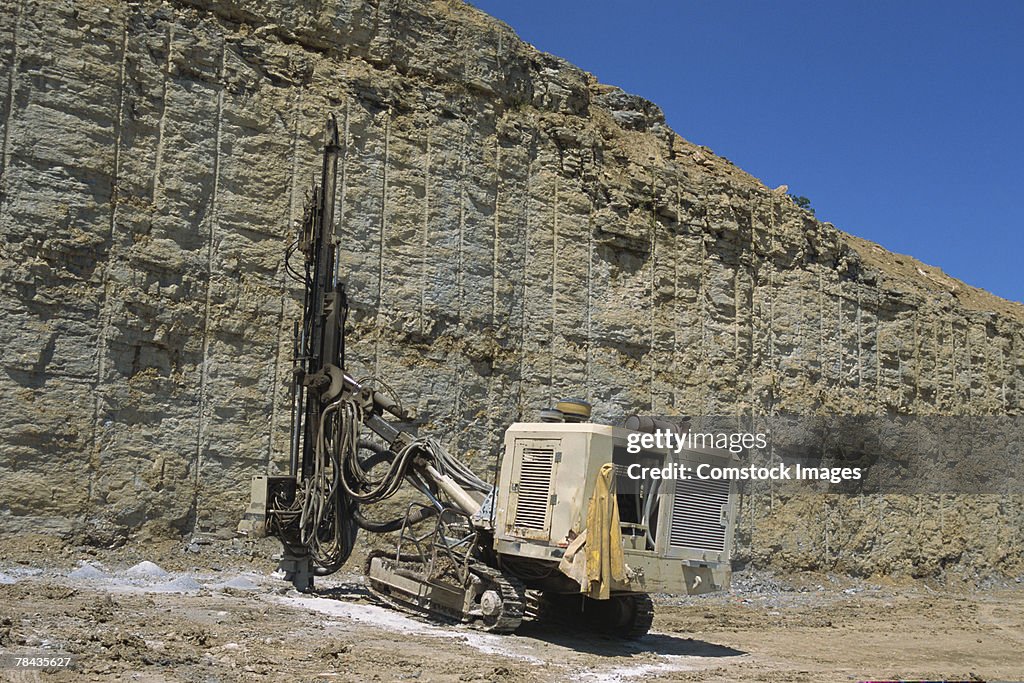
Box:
[1,0,1021,579]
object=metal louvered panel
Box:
[513,447,554,530]
[670,478,730,552]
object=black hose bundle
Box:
[297,392,492,574]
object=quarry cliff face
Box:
[1,0,1021,580]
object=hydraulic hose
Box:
[352,505,438,533]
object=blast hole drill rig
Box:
[239,117,739,638]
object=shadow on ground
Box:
[316,582,373,600]
[313,583,747,660]
[516,621,747,658]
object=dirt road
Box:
[0,537,1021,682]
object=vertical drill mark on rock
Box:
[482,132,500,453]
[741,202,749,411]
[286,89,302,235]
[673,189,683,411]
[965,321,974,406]
[880,307,888,409]
[268,86,305,466]
[89,4,131,503]
[451,127,469,453]
[733,239,741,410]
[768,275,776,409]
[338,100,350,248]
[516,153,532,415]
[880,296,888,405]
[954,321,963,408]
[1001,337,1008,411]
[948,315,956,409]
[982,323,992,410]
[747,203,757,411]
[698,186,709,414]
[458,128,467,324]
[375,110,390,381]
[767,198,778,413]
[964,322,973,408]
[269,288,288,467]
[836,281,844,394]
[648,210,656,411]
[550,173,558,404]
[0,0,22,200]
[491,135,499,330]
[930,315,940,407]
[823,497,832,565]
[917,309,925,409]
[983,323,994,410]
[818,268,826,383]
[675,187,684,411]
[152,23,174,206]
[856,294,863,392]
[191,38,227,532]
[586,197,594,401]
[869,292,878,410]
[747,201,757,414]
[420,128,430,335]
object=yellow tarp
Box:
[558,462,628,599]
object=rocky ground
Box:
[0,535,1021,682]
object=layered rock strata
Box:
[0,0,1020,579]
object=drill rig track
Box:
[364,550,526,633]
[526,590,655,640]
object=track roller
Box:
[364,551,526,634]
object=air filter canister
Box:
[555,399,592,423]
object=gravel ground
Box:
[0,535,1021,682]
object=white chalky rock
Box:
[126,561,169,578]
[69,563,107,580]
[154,575,201,592]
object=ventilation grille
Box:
[512,447,555,530]
[670,478,731,552]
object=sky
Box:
[468,1,1024,304]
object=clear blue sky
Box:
[468,1,1024,304]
